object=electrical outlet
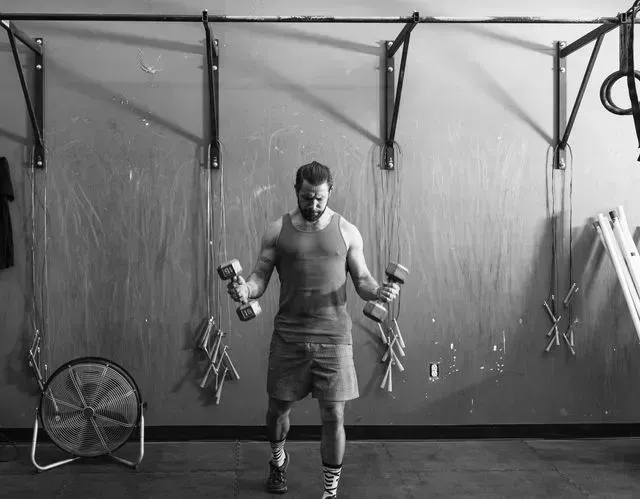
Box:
[429,362,440,379]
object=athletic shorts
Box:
[267,335,359,402]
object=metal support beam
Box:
[202,11,219,170]
[383,13,418,170]
[388,11,419,57]
[554,42,567,170]
[4,21,45,168]
[559,34,604,150]
[0,13,626,24]
[0,19,42,55]
[34,38,45,168]
[561,21,618,57]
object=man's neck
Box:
[290,208,333,231]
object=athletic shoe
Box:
[266,450,289,493]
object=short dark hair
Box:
[294,161,333,192]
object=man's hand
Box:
[376,282,400,303]
[227,275,250,304]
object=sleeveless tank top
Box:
[273,212,353,344]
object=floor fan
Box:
[31,357,146,472]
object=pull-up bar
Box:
[0,13,627,24]
[3,7,640,172]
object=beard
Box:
[298,200,326,222]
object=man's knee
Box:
[267,397,294,420]
[319,401,345,425]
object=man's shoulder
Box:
[337,214,361,246]
[263,216,284,245]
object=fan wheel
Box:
[39,357,142,458]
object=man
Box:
[227,161,399,499]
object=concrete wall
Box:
[2,0,640,428]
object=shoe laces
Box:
[269,461,286,484]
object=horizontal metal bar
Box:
[0,13,625,24]
[560,21,619,57]
[0,19,42,54]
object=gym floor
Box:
[3,438,640,498]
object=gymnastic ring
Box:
[600,69,640,116]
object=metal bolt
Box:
[37,160,43,167]
[560,67,566,73]
[213,65,218,71]
[559,159,566,168]
[559,42,566,48]
[36,39,42,45]
[36,64,42,70]
[387,66,394,72]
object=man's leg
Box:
[266,336,314,493]
[266,397,295,494]
[267,397,294,460]
[311,342,358,498]
[318,400,346,499]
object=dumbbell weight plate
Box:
[363,301,388,323]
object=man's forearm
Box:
[246,275,266,299]
[357,277,381,302]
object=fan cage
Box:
[39,357,142,458]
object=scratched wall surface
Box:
[3,0,640,428]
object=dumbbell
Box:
[217,258,262,321]
[363,262,409,323]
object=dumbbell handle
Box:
[367,279,399,307]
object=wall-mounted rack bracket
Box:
[202,10,220,170]
[554,18,622,169]
[383,11,419,170]
[1,19,45,168]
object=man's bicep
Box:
[252,225,278,280]
[254,247,276,280]
[347,228,373,284]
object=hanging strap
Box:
[624,7,640,159]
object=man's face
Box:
[296,180,331,222]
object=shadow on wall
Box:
[1,35,204,149]
[0,42,35,146]
[4,20,386,149]
[2,167,44,401]
[2,321,43,400]
[224,22,379,56]
[0,128,29,146]
[45,59,203,145]
[242,54,380,145]
[395,1,554,143]
[23,21,203,55]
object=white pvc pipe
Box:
[615,206,640,294]
[380,362,391,390]
[616,205,638,255]
[595,215,640,342]
[610,209,640,310]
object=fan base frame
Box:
[30,405,146,472]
